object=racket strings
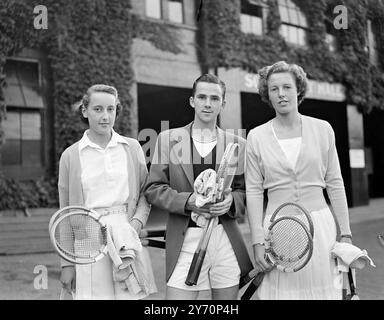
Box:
[54,214,106,259]
[269,218,311,271]
[274,204,313,236]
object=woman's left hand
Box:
[130,218,143,235]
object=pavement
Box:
[0,198,383,300]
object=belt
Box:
[94,204,129,217]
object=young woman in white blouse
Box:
[245,61,353,299]
[58,84,156,299]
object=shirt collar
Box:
[79,129,128,151]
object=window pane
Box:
[241,14,251,33]
[288,7,299,25]
[325,33,336,52]
[22,140,41,166]
[21,86,44,108]
[298,12,308,27]
[250,16,263,35]
[21,112,41,140]
[279,5,289,23]
[2,140,21,165]
[3,61,19,85]
[3,84,25,107]
[146,0,161,19]
[4,60,43,108]
[17,60,39,86]
[3,111,20,139]
[169,0,183,24]
[297,28,306,46]
[280,24,288,39]
[288,25,298,44]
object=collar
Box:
[79,129,128,151]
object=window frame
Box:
[2,58,46,179]
[278,0,308,47]
[240,0,264,36]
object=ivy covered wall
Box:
[0,0,181,209]
[198,0,384,113]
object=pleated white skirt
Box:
[255,207,342,300]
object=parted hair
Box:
[258,61,308,107]
[192,74,226,100]
[77,84,122,124]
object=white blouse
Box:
[271,124,302,170]
[79,129,129,209]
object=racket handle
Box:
[141,239,166,249]
[239,268,258,289]
[185,249,207,286]
[60,288,75,300]
[240,272,265,300]
[140,229,166,238]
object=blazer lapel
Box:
[170,124,194,189]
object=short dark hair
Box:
[192,74,226,100]
[77,84,122,124]
[258,61,308,107]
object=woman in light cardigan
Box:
[58,84,156,299]
[245,61,352,299]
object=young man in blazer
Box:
[144,74,253,299]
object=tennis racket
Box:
[185,143,240,286]
[342,268,359,300]
[241,203,314,300]
[49,206,109,265]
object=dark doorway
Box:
[138,83,194,134]
[364,109,384,198]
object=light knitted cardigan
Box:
[58,136,151,266]
[245,115,352,245]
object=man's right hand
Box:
[60,266,76,292]
[185,193,212,218]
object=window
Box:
[278,0,308,46]
[2,110,42,167]
[367,19,379,66]
[240,0,264,36]
[2,59,44,178]
[145,0,162,19]
[168,0,183,24]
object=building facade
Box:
[1,0,383,209]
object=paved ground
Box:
[0,198,383,300]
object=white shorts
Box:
[167,224,240,291]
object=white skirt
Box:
[255,207,342,300]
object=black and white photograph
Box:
[0,0,383,308]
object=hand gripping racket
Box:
[185,143,240,286]
[241,202,314,299]
[49,206,108,265]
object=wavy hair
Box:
[258,61,308,107]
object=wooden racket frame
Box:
[49,206,108,265]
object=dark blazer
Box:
[144,122,253,282]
